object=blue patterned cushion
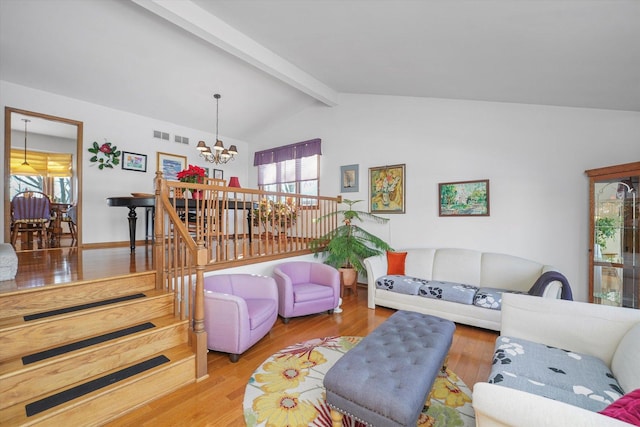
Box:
[473,287,527,310]
[488,336,624,412]
[418,281,478,304]
[375,275,427,295]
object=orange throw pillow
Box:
[387,251,407,275]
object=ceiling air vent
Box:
[174,135,189,144]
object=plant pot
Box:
[339,267,358,297]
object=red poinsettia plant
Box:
[176,164,206,184]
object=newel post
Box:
[193,243,209,380]
[154,171,165,290]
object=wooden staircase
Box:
[0,271,195,426]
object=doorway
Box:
[4,107,83,250]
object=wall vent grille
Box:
[174,135,189,144]
[153,130,169,140]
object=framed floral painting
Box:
[369,164,406,214]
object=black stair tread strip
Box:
[25,355,170,417]
[21,322,157,365]
[24,293,147,321]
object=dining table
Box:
[106,196,255,252]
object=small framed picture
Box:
[439,179,490,216]
[121,151,147,172]
[213,169,224,179]
[157,151,187,181]
[340,164,359,193]
[203,167,211,177]
[369,164,406,214]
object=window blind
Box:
[10,149,73,177]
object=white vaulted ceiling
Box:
[1,0,639,142]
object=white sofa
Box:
[364,248,563,331]
[473,293,640,427]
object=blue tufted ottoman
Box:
[324,310,456,427]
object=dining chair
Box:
[10,191,52,249]
[60,204,78,245]
[204,177,227,186]
[172,179,229,250]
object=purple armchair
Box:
[203,274,278,362]
[273,261,340,323]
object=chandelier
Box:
[197,93,238,164]
[15,118,39,176]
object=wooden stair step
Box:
[0,316,188,410]
[21,321,155,365]
[23,293,147,322]
[27,355,172,417]
[0,271,156,320]
[0,346,195,427]
[0,290,174,362]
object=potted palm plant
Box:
[309,198,392,290]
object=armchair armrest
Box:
[364,254,386,308]
[501,293,640,365]
[203,291,251,351]
[273,267,295,315]
[473,383,629,427]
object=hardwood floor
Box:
[0,245,153,293]
[107,290,498,427]
[4,245,498,426]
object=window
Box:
[10,149,74,203]
[255,139,321,206]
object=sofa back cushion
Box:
[432,248,482,285]
[481,253,545,292]
[611,322,640,393]
[404,249,437,280]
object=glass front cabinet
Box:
[586,162,640,308]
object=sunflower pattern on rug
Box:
[243,336,475,427]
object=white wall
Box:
[10,130,75,154]
[1,81,250,244]
[249,93,640,302]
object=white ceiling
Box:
[1,0,639,142]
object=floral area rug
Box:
[243,336,475,427]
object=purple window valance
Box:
[253,138,321,166]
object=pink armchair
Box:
[203,274,278,362]
[273,261,340,323]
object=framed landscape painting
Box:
[157,152,187,181]
[369,164,406,214]
[439,179,490,216]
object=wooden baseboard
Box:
[81,240,151,249]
